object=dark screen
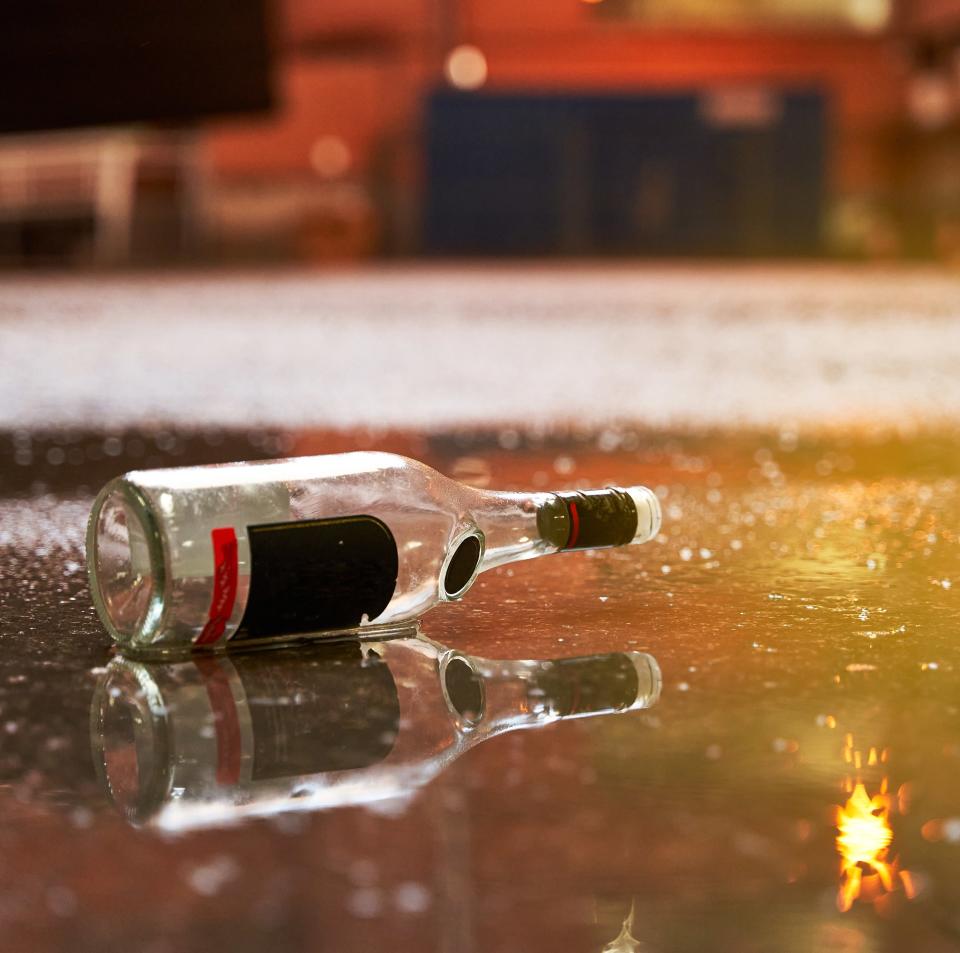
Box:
[0,0,273,133]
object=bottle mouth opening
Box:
[87,480,165,645]
[439,531,484,601]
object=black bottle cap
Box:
[555,488,639,550]
[531,653,641,715]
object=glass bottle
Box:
[87,451,661,653]
[91,632,661,830]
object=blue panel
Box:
[424,90,826,256]
[425,95,567,254]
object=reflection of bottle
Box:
[86,452,660,652]
[92,634,661,831]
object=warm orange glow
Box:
[847,0,891,32]
[835,738,915,912]
[836,782,894,911]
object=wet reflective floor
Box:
[2,423,959,953]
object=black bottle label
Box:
[238,644,400,778]
[234,516,399,640]
[192,644,400,783]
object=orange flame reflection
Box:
[835,739,913,912]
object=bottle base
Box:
[109,620,422,661]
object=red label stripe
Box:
[196,527,239,646]
[194,656,242,785]
[566,501,581,549]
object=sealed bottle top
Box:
[86,451,662,653]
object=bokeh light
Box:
[309,135,352,179]
[444,45,488,91]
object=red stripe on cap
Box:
[566,501,581,549]
[196,527,239,646]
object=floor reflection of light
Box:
[601,900,643,953]
[835,737,914,912]
[836,782,894,911]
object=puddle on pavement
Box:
[1,424,959,952]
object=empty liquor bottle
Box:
[91,633,662,830]
[87,451,661,653]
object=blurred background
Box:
[5,0,960,268]
[5,7,960,952]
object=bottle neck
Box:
[471,486,659,573]
[440,650,662,738]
